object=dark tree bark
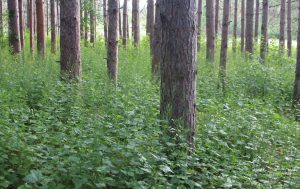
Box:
[293,0,300,102]
[119,2,122,40]
[27,0,30,28]
[233,0,238,52]
[152,0,161,77]
[57,0,60,35]
[241,0,245,52]
[279,0,286,52]
[260,0,269,61]
[90,0,95,44]
[46,0,49,36]
[103,0,108,45]
[287,0,292,56]
[206,0,215,63]
[29,0,34,54]
[160,0,197,146]
[197,0,202,50]
[245,0,254,54]
[219,0,230,93]
[51,0,57,53]
[8,0,21,53]
[19,0,24,49]
[146,0,154,37]
[0,0,3,37]
[254,0,259,41]
[60,0,81,80]
[107,0,119,83]
[132,0,140,46]
[215,0,219,37]
[36,0,46,57]
[122,0,128,47]
[84,0,88,46]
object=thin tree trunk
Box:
[103,0,108,45]
[160,0,197,147]
[84,0,88,46]
[107,0,119,83]
[215,0,219,38]
[279,0,286,52]
[127,13,129,39]
[36,0,46,57]
[50,0,56,53]
[152,0,161,77]
[233,0,238,52]
[122,0,128,47]
[90,0,95,44]
[46,0,49,36]
[245,0,254,54]
[19,0,24,49]
[260,0,269,61]
[219,0,230,93]
[80,0,84,39]
[57,0,60,35]
[0,0,3,37]
[146,0,154,37]
[27,0,30,29]
[254,0,260,41]
[287,0,292,56]
[29,0,34,54]
[60,0,81,80]
[132,0,140,47]
[119,2,122,40]
[8,0,21,53]
[197,0,202,50]
[293,0,300,103]
[241,0,245,52]
[206,0,215,63]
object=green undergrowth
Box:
[0,37,299,188]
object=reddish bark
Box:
[8,0,21,53]
[206,0,215,63]
[18,0,24,49]
[36,0,46,57]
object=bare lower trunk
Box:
[36,0,46,57]
[287,0,292,56]
[206,0,215,63]
[90,0,95,44]
[245,0,254,54]
[8,0,21,53]
[146,0,154,36]
[254,0,259,41]
[0,0,3,36]
[107,0,119,83]
[293,0,300,102]
[132,0,140,46]
[233,0,238,52]
[279,0,286,52]
[103,0,108,45]
[160,0,197,146]
[29,0,34,54]
[84,0,88,46]
[122,0,128,47]
[215,0,219,38]
[60,0,81,80]
[260,0,269,61]
[152,0,161,77]
[119,2,122,40]
[197,0,202,50]
[241,0,245,52]
[51,0,57,53]
[19,0,24,49]
[80,0,83,39]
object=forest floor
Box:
[0,38,299,188]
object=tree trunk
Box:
[103,0,108,45]
[57,0,60,35]
[206,0,215,63]
[146,0,154,37]
[46,0,49,36]
[60,0,81,80]
[293,0,300,102]
[80,0,84,39]
[119,2,122,40]
[107,0,119,83]
[233,0,238,52]
[8,0,21,53]
[215,0,219,38]
[122,0,128,47]
[260,0,269,61]
[197,0,202,50]
[29,0,34,54]
[90,0,95,44]
[254,0,259,41]
[219,0,230,93]
[241,0,245,52]
[84,0,88,46]
[0,0,3,37]
[132,0,140,47]
[50,0,56,53]
[152,0,161,77]
[279,0,286,52]
[287,0,292,56]
[36,0,46,57]
[19,0,24,49]
[160,0,197,146]
[245,0,254,54]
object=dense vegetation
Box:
[0,36,299,188]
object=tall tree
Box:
[132,0,140,46]
[84,0,88,46]
[260,0,269,61]
[122,0,128,47]
[279,0,286,52]
[254,0,260,41]
[241,0,245,52]
[152,0,161,77]
[206,0,215,63]
[0,0,3,37]
[90,0,95,44]
[245,0,254,54]
[19,0,24,49]
[60,0,81,80]
[119,2,122,39]
[103,0,108,45]
[36,0,46,57]
[233,0,238,52]
[146,0,154,37]
[107,0,119,83]
[29,0,34,54]
[80,0,84,38]
[219,0,230,92]
[293,0,300,102]
[160,0,197,146]
[215,0,219,37]
[50,0,57,53]
[197,0,202,49]
[287,0,292,56]
[8,0,21,53]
